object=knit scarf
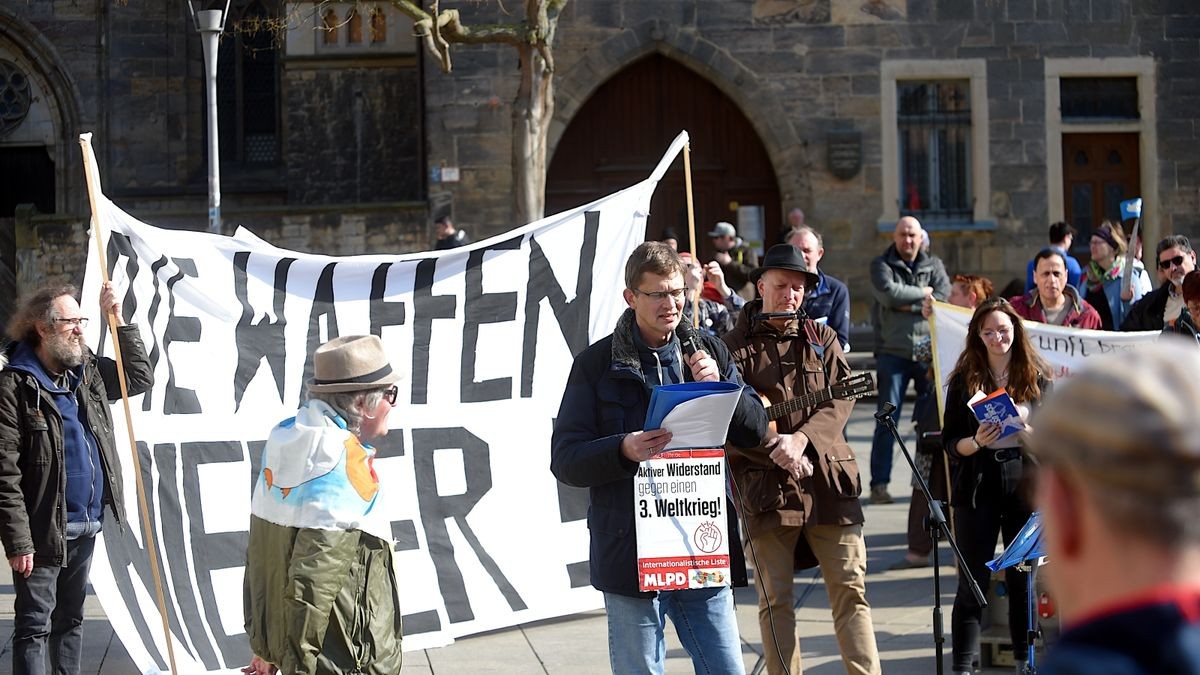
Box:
[1085,256,1124,293]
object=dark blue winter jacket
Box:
[803,270,851,351]
[550,309,768,597]
[1040,588,1200,675]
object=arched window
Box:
[216,0,280,166]
[347,8,362,44]
[322,9,338,45]
[369,7,386,44]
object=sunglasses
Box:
[383,385,398,406]
[1158,255,1188,270]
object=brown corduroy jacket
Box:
[722,302,865,540]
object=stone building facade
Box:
[0,0,428,321]
[2,0,1199,326]
[427,0,1200,321]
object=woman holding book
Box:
[942,298,1051,675]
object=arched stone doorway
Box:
[546,54,782,261]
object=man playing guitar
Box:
[723,244,881,675]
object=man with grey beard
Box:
[0,282,153,675]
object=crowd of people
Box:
[550,212,1198,675]
[1,210,1197,675]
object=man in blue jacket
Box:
[551,242,768,674]
[787,226,851,351]
[0,282,153,675]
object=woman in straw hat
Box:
[942,298,1051,675]
[243,335,403,675]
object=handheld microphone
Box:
[874,402,897,422]
[675,320,702,358]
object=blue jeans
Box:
[604,587,745,674]
[12,522,101,675]
[870,352,932,488]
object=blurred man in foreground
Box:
[1029,341,1200,674]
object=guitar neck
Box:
[765,387,834,421]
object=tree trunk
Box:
[512,43,553,225]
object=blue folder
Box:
[644,381,742,431]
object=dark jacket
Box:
[942,372,1048,508]
[719,241,760,301]
[1121,282,1174,332]
[434,229,471,250]
[722,301,863,536]
[0,326,153,565]
[1009,286,1102,330]
[1162,308,1200,345]
[870,245,950,360]
[1040,588,1200,675]
[803,270,851,350]
[550,309,768,597]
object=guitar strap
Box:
[800,318,829,382]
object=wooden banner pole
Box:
[683,142,700,328]
[78,133,179,675]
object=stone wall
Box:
[284,64,422,205]
[1,0,429,298]
[422,0,1200,322]
[5,0,1199,326]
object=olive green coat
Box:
[243,515,402,674]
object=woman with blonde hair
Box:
[1085,220,1151,329]
[942,298,1051,675]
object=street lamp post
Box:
[189,2,230,235]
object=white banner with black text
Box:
[929,301,1160,418]
[80,134,688,673]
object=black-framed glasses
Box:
[54,317,88,329]
[1158,255,1187,270]
[383,385,398,406]
[632,287,686,301]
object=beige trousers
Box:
[746,523,881,675]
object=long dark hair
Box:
[949,298,1049,403]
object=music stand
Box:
[876,402,986,675]
[987,511,1046,675]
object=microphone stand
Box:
[874,402,986,675]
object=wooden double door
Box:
[546,54,781,261]
[1062,132,1141,261]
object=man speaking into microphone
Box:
[723,244,880,675]
[551,241,767,674]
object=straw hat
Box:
[308,335,401,393]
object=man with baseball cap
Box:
[1030,340,1200,674]
[244,335,404,675]
[724,244,880,675]
[709,221,760,300]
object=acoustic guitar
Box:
[759,372,875,432]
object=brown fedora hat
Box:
[308,335,401,394]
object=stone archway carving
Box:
[0,7,87,215]
[551,19,810,211]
